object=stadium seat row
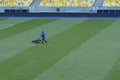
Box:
[103,0,120,7]
[0,0,33,7]
[0,0,120,7]
[39,0,95,7]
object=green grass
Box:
[0,18,7,21]
[0,18,33,30]
[104,58,120,80]
[1,19,120,80]
[34,19,120,80]
[0,19,115,80]
[0,19,85,63]
[0,19,56,41]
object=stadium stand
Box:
[103,0,120,7]
[0,0,120,17]
[0,0,33,7]
[94,0,104,7]
[39,0,96,7]
[30,0,41,6]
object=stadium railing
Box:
[0,6,120,13]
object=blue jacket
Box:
[41,31,45,38]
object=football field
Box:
[0,18,120,80]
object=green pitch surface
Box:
[0,18,120,80]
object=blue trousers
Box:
[42,38,47,43]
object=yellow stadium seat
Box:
[39,0,96,7]
[103,0,120,7]
[0,0,33,6]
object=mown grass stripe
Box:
[0,19,85,63]
[0,19,56,41]
[104,58,120,80]
[0,20,115,80]
[35,20,120,80]
[0,18,33,30]
[0,18,7,21]
[102,21,120,80]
